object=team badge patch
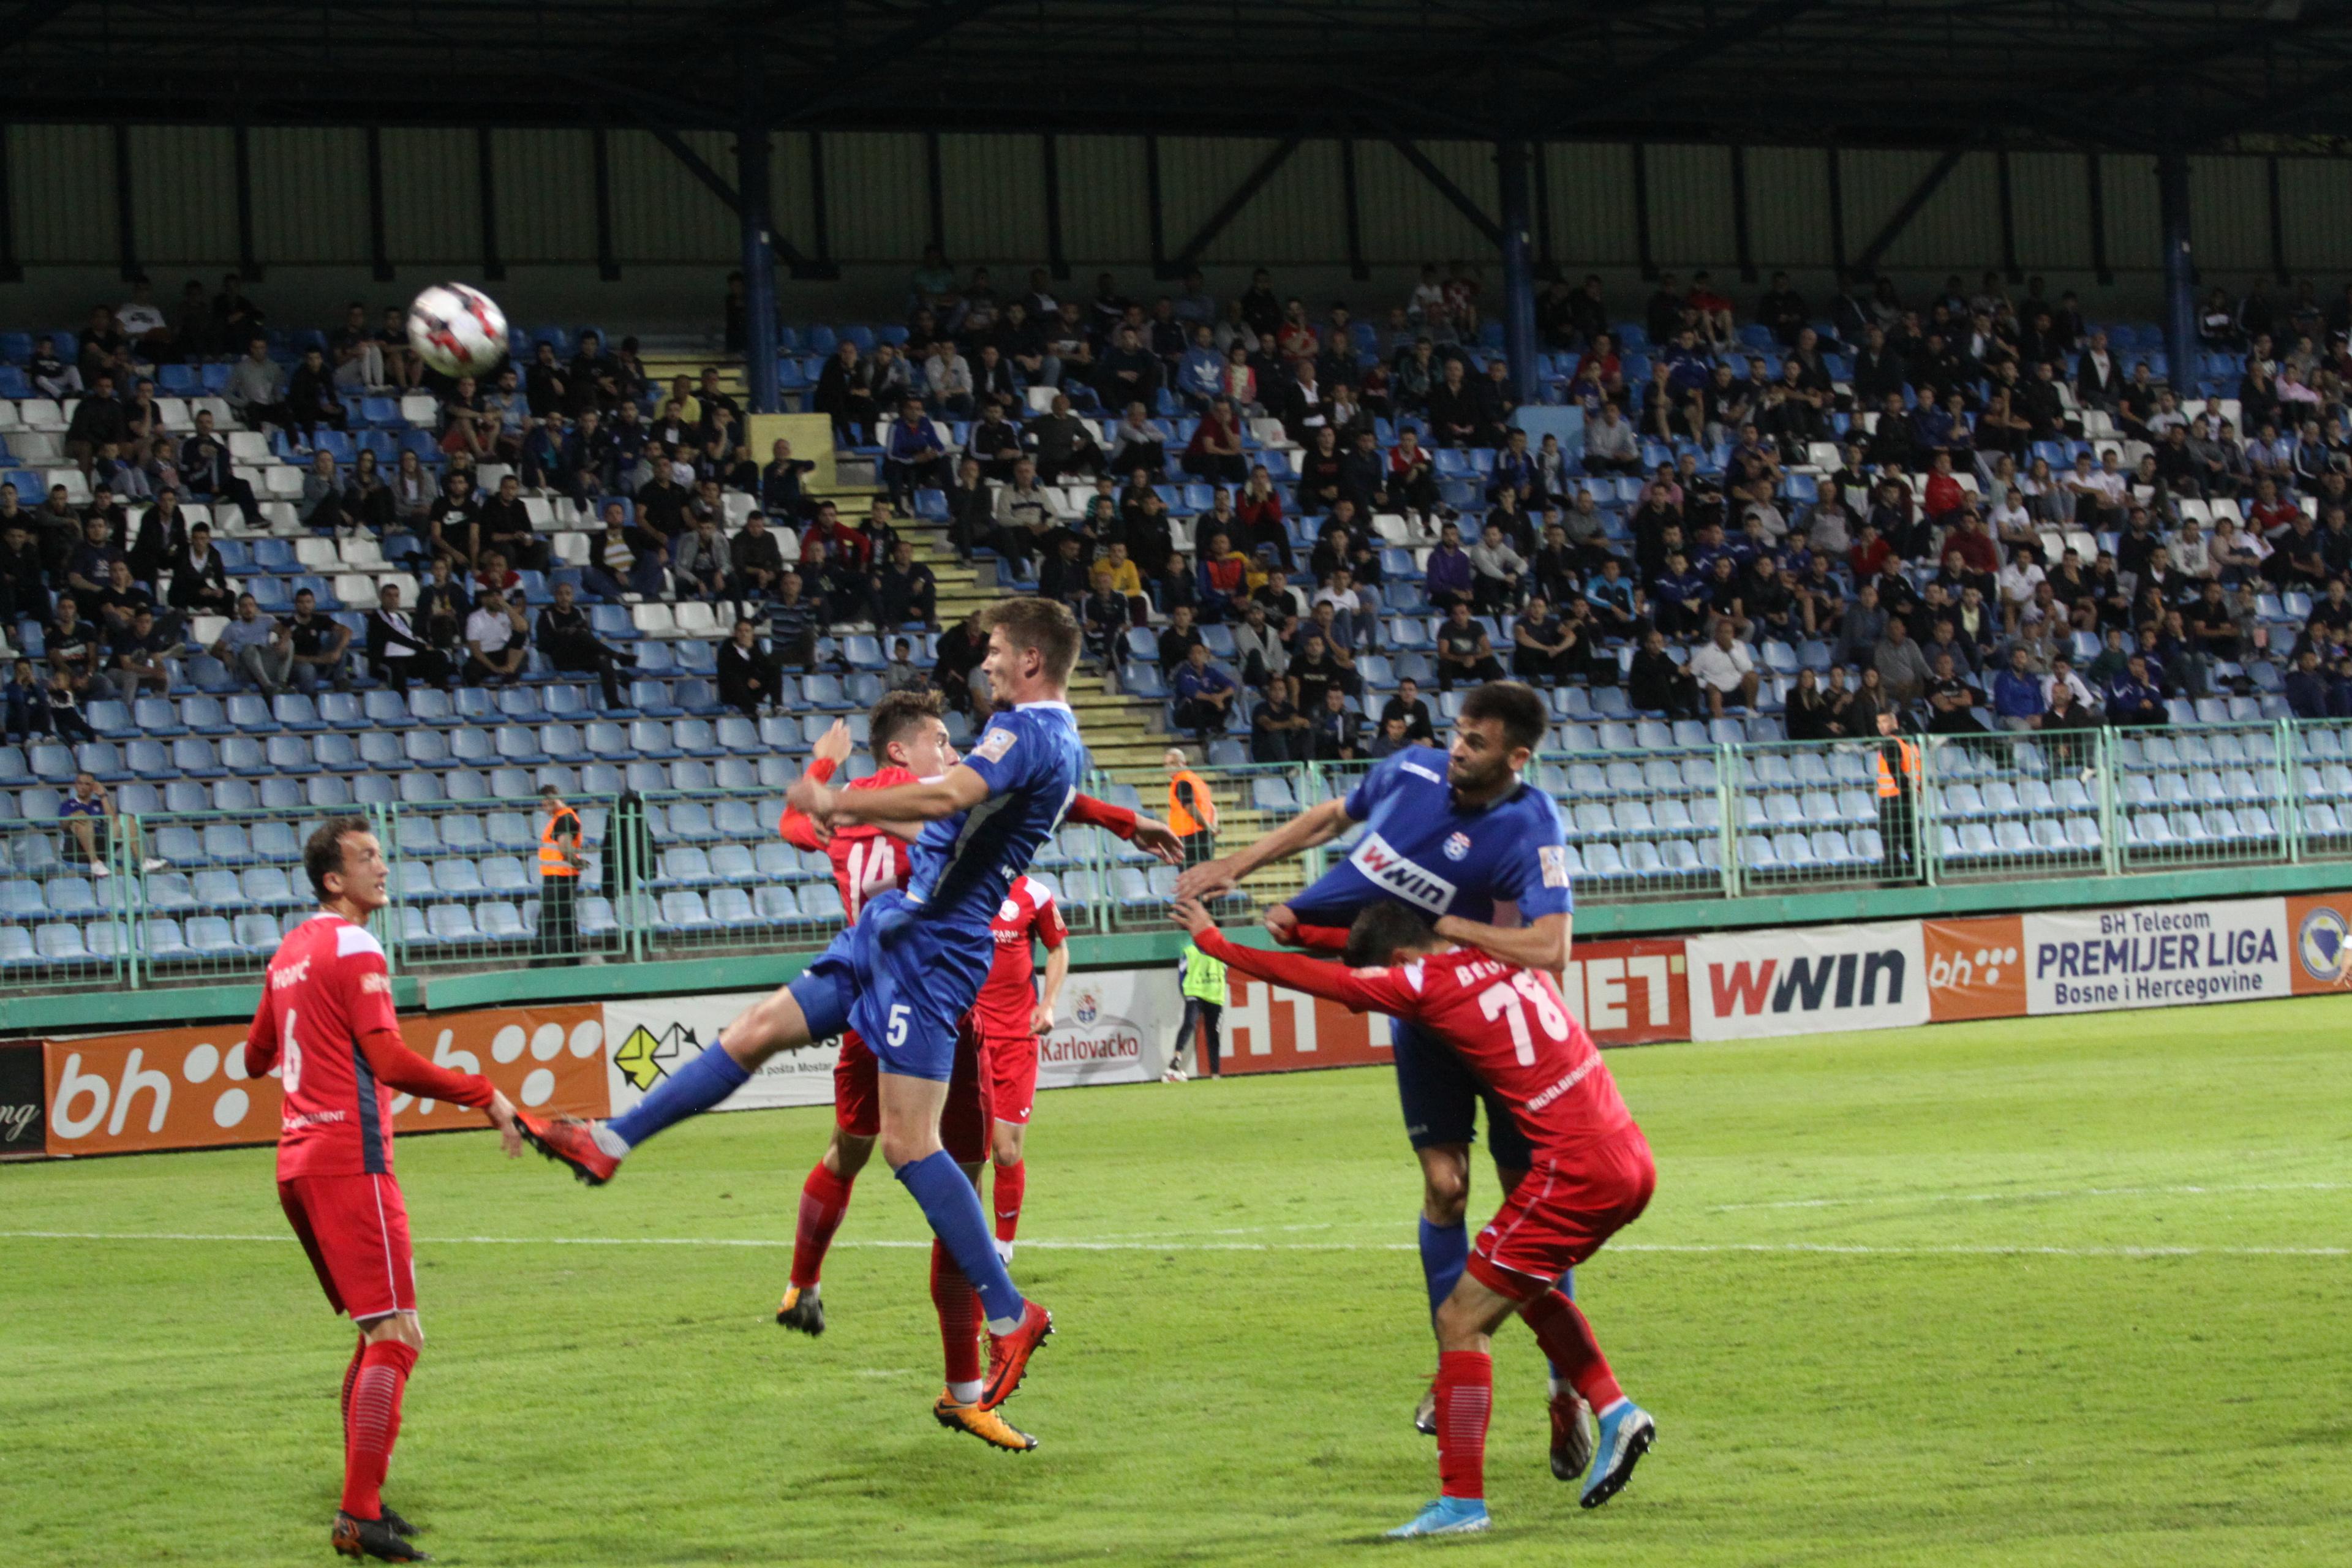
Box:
[1442,831,1472,862]
[974,728,1017,763]
[1539,845,1571,888]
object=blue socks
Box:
[607,1039,752,1150]
[1419,1217,1469,1317]
[897,1150,1025,1329]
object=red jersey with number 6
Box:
[1195,932,1635,1162]
[780,766,918,924]
[970,873,1069,1038]
[240,914,417,1180]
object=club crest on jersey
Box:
[998,897,1022,921]
[1442,831,1472,861]
[974,728,1017,763]
[1349,831,1458,913]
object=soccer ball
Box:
[405,282,509,379]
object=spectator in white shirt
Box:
[1312,566,1374,652]
[1466,522,1526,613]
[1686,617,1759,716]
[1997,546,2047,625]
[462,587,527,686]
[924,340,975,418]
[2041,655,2098,712]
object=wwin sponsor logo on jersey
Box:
[1348,832,1458,913]
[1689,921,1928,1041]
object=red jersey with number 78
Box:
[780,766,917,924]
[970,873,1069,1038]
[1196,931,1635,1162]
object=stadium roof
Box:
[14,1,2352,153]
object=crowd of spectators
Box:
[21,255,2352,774]
[1,274,954,747]
[827,254,2352,755]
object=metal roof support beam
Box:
[2086,154,2114,286]
[363,126,391,282]
[1167,135,1302,276]
[233,124,260,281]
[738,63,779,415]
[1041,133,1068,281]
[1853,146,1965,273]
[0,125,19,284]
[111,121,138,282]
[633,108,829,277]
[591,123,619,281]
[475,127,504,282]
[1387,137,1502,249]
[1340,137,1368,282]
[1729,145,1755,283]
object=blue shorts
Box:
[1393,1019,1534,1169]
[786,890,993,1082]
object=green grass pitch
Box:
[6,995,2351,1566]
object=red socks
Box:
[339,1336,364,1426]
[1520,1287,1623,1412]
[341,1340,417,1520]
[791,1161,857,1289]
[929,1241,982,1389]
[1433,1349,1493,1501]
[990,1159,1026,1246]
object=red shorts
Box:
[1467,1131,1655,1301]
[981,1027,1040,1125]
[279,1172,416,1321]
[834,1025,992,1164]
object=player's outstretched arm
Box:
[810,764,991,826]
[1171,899,1411,1013]
[1174,796,1354,901]
[1432,911,1574,972]
[1068,793,1183,864]
[778,729,855,846]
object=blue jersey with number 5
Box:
[905,699,1088,927]
[1286,745,1573,927]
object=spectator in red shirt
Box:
[1923,451,1968,527]
[1946,510,2003,576]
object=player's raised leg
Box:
[521,956,834,1184]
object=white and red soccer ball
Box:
[405,282,510,379]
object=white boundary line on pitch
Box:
[3,1229,2346,1259]
[1709,1180,2352,1213]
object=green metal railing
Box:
[10,718,2352,994]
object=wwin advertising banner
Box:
[1688,921,1929,1041]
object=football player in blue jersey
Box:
[1173,680,1596,1475]
[526,598,1176,1420]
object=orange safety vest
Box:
[1167,770,1219,837]
[1874,739,1921,799]
[540,807,581,878]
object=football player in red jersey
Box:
[1172,896,1657,1539]
[243,817,529,1563]
[971,873,1067,1264]
[769,691,1172,1450]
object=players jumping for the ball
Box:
[1174,680,1595,1466]
[1174,895,1657,1537]
[522,599,1178,1428]
[246,818,533,1563]
[769,690,1148,1449]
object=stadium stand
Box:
[9,262,2352,990]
